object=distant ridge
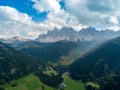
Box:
[36,26,120,42]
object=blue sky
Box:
[0,0,66,22]
[0,0,120,38]
[0,0,48,22]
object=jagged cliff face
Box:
[36,27,78,42]
[1,27,120,47]
[36,27,120,42]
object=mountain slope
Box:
[17,40,103,67]
[0,42,63,88]
[16,41,51,50]
[0,42,44,84]
[18,41,79,62]
[69,36,120,90]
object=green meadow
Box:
[3,74,86,90]
[63,73,86,90]
[3,74,56,90]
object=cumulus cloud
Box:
[0,6,50,39]
[1,0,120,39]
[109,16,119,24]
[0,6,32,25]
[31,0,85,30]
[31,0,120,31]
[32,0,61,13]
[0,1,84,39]
[64,0,120,30]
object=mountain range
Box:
[1,27,120,90]
[36,26,120,43]
[0,36,30,48]
[1,26,120,49]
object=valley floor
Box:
[2,74,86,90]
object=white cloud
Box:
[31,0,85,31]
[32,0,120,31]
[0,6,49,39]
[0,1,85,39]
[109,16,118,24]
[0,6,32,25]
[108,25,120,31]
[1,0,120,39]
[64,0,120,30]
[32,0,61,13]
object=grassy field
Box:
[3,74,57,90]
[86,82,100,89]
[2,74,86,90]
[42,66,58,76]
[63,73,86,90]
